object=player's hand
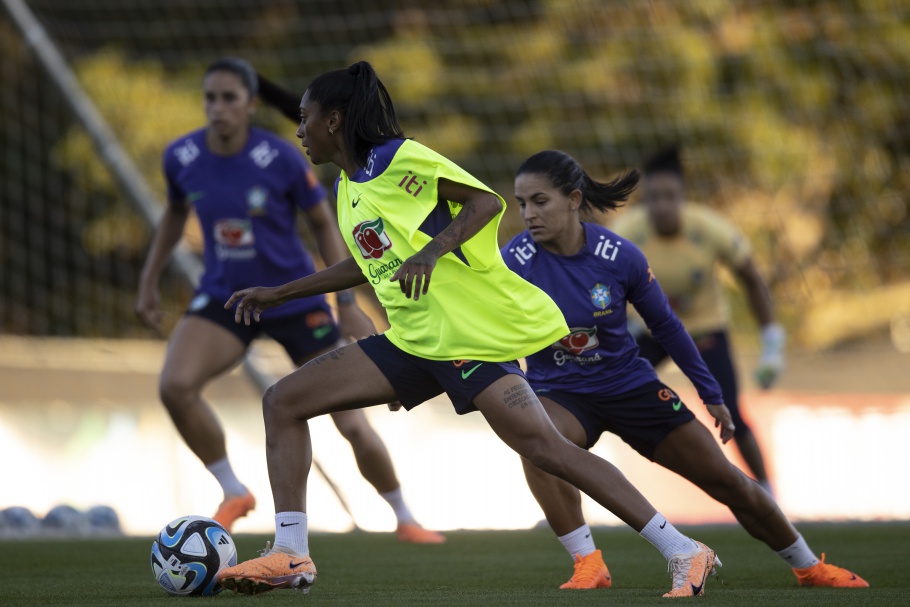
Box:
[755,323,786,390]
[337,301,376,340]
[224,286,282,325]
[390,250,436,301]
[706,404,735,444]
[136,285,164,335]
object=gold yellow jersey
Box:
[611,205,750,335]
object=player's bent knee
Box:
[703,463,753,502]
[335,419,370,443]
[521,442,571,478]
[158,375,199,412]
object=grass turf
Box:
[2,522,907,606]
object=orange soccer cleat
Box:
[560,549,612,590]
[212,491,255,533]
[663,541,719,598]
[218,541,316,595]
[793,553,869,588]
[396,522,446,544]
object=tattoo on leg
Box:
[503,384,535,409]
[312,348,345,366]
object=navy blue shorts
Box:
[637,330,750,438]
[358,334,525,414]
[186,293,340,364]
[534,381,696,460]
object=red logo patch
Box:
[352,217,393,260]
[552,328,599,355]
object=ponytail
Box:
[516,150,639,212]
[306,61,406,167]
[256,73,301,124]
[580,170,640,212]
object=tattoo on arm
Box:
[503,383,535,409]
[423,199,479,259]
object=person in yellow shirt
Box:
[612,146,785,493]
[216,61,718,598]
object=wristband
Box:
[760,323,786,358]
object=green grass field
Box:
[3,523,908,606]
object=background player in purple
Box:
[504,150,867,590]
[136,58,442,542]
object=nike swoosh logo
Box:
[280,522,299,527]
[672,400,682,411]
[690,582,703,595]
[313,326,333,339]
[584,534,591,539]
[659,521,667,529]
[352,193,362,208]
[461,363,483,379]
[289,560,309,569]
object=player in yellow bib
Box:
[217,61,719,598]
[612,146,786,493]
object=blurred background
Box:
[1,0,908,535]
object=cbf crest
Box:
[590,283,611,309]
[247,186,268,216]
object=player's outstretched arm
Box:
[225,257,367,325]
[735,257,786,389]
[390,178,503,301]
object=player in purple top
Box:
[504,150,867,590]
[136,58,443,543]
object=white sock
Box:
[274,512,309,556]
[776,534,819,569]
[639,513,698,561]
[379,487,416,525]
[205,456,247,498]
[558,524,597,560]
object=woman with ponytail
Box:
[219,63,719,598]
[504,150,867,591]
[138,58,442,543]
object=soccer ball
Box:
[42,504,88,536]
[150,515,237,596]
[86,505,121,535]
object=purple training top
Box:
[503,222,723,404]
[163,127,327,317]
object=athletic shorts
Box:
[636,329,751,437]
[358,333,525,414]
[533,381,696,460]
[186,292,340,363]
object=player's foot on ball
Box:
[218,541,316,595]
[663,541,719,598]
[792,553,869,588]
[213,491,255,533]
[560,549,612,590]
[396,522,446,544]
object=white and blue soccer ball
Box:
[150,515,237,596]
